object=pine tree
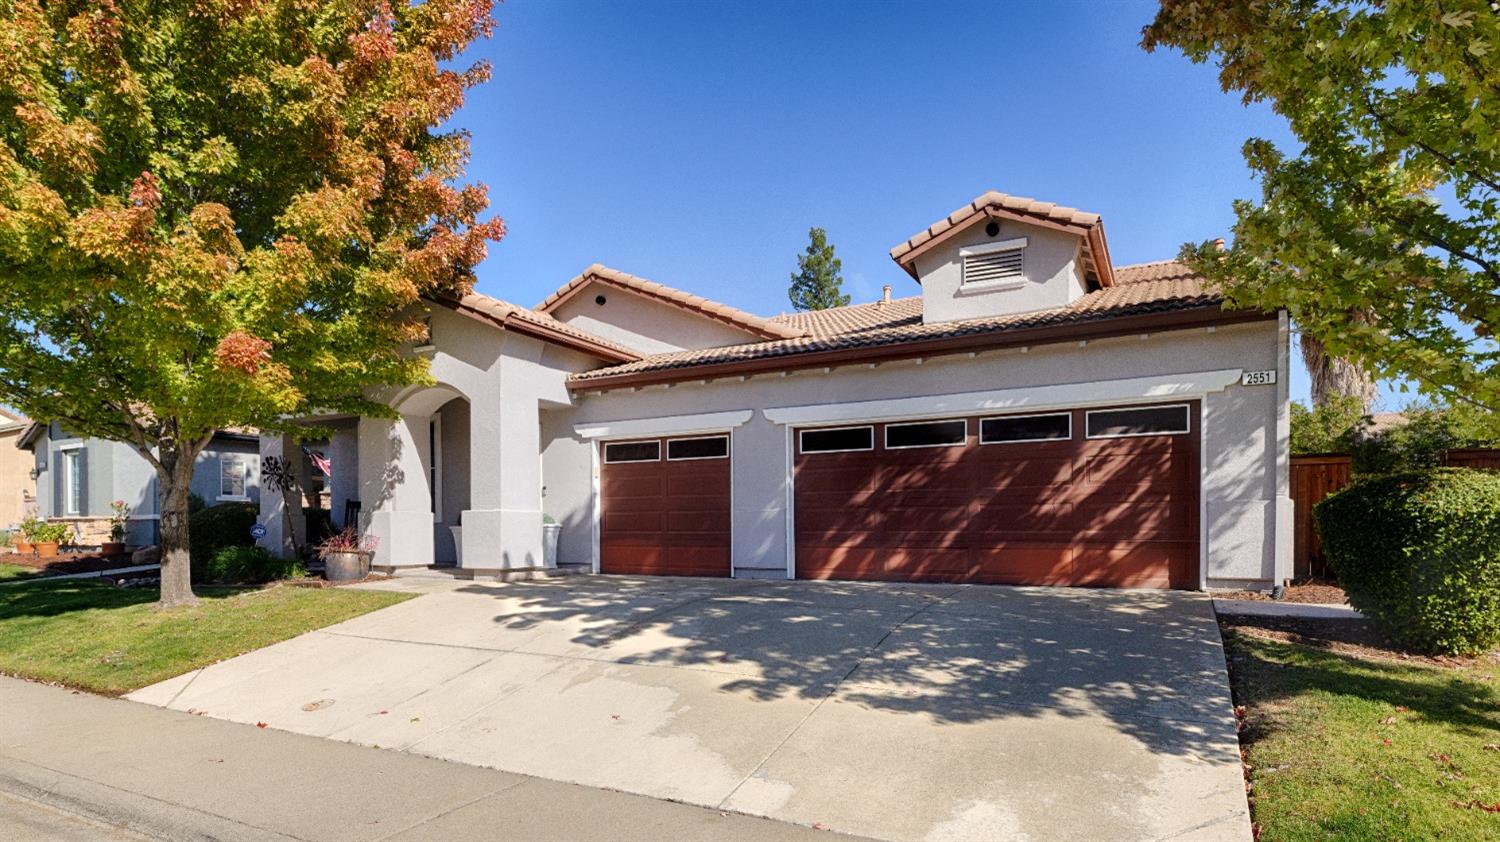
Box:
[788,227,851,311]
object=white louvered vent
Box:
[962,247,1024,285]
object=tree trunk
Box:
[1300,332,1378,410]
[156,444,199,610]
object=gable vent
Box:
[962,247,1025,285]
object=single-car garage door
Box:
[794,402,1199,588]
[600,434,731,576]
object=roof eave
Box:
[890,207,1099,282]
[431,295,641,364]
[538,266,805,341]
[568,304,1273,393]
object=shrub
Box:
[1316,468,1500,654]
[187,492,207,515]
[188,502,259,580]
[201,545,304,584]
[0,529,10,548]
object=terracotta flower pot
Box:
[101,541,126,556]
[14,539,32,555]
[33,541,59,559]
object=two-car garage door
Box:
[598,401,1200,589]
[793,402,1201,588]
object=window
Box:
[62,448,84,515]
[960,237,1027,287]
[799,426,874,454]
[980,413,1071,444]
[219,454,249,501]
[667,436,728,461]
[885,419,967,449]
[604,440,661,463]
[1085,405,1191,439]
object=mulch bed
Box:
[3,551,136,576]
[1217,578,1348,605]
[1219,613,1497,669]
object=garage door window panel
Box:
[1085,405,1191,439]
[667,436,729,461]
[604,440,661,463]
[884,419,967,450]
[800,426,874,454]
[980,413,1071,444]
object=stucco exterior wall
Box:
[550,281,768,354]
[559,319,1290,588]
[913,218,1088,324]
[0,426,33,528]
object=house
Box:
[0,408,34,528]
[18,423,263,546]
[258,190,1292,590]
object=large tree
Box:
[1143,0,1500,410]
[0,1,504,608]
[788,226,850,311]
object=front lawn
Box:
[1222,616,1500,841]
[0,562,43,581]
[0,579,411,695]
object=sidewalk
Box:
[0,677,858,842]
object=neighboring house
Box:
[17,423,261,546]
[0,408,34,528]
[260,190,1292,591]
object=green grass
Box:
[1225,630,1500,840]
[0,563,43,581]
[0,579,412,695]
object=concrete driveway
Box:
[129,576,1250,842]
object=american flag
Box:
[302,446,332,477]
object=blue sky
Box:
[452,0,1387,407]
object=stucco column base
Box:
[459,508,547,570]
[368,510,435,569]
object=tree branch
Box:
[1358,88,1500,196]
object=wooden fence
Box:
[1290,449,1500,579]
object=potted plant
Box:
[31,520,70,559]
[14,517,39,555]
[317,527,379,582]
[102,500,130,555]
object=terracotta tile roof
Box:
[570,260,1220,385]
[438,291,641,362]
[889,190,1114,286]
[535,264,805,341]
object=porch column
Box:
[462,388,545,570]
[256,431,306,559]
[359,414,435,568]
[328,423,359,530]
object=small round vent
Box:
[595,294,607,306]
[984,221,1000,237]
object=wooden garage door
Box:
[794,402,1200,588]
[600,435,731,576]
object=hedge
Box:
[1316,468,1500,655]
[188,502,259,582]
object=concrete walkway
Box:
[130,576,1252,841]
[0,676,856,841]
[1212,598,1362,620]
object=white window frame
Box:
[797,425,874,455]
[1084,404,1193,440]
[603,439,661,464]
[59,443,84,515]
[218,453,250,502]
[978,412,1073,445]
[666,435,730,462]
[430,416,443,522]
[883,419,968,450]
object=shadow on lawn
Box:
[460,576,1239,762]
[1223,630,1500,747]
[0,579,241,620]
